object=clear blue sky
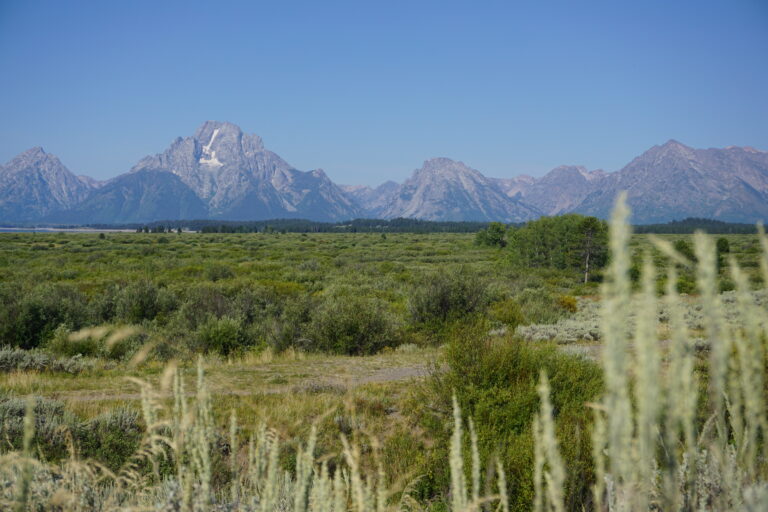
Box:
[1,0,766,185]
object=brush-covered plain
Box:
[0,227,766,510]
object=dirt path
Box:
[56,361,432,403]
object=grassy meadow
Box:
[1,212,767,510]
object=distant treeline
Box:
[2,216,760,234]
[634,217,759,234]
[114,217,493,233]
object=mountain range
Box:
[1,121,767,225]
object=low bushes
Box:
[488,298,525,328]
[410,321,603,510]
[0,397,143,470]
[0,283,88,349]
[408,268,489,326]
[0,346,91,374]
[307,295,401,355]
[45,325,144,361]
[194,315,245,355]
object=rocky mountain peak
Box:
[547,165,588,178]
[20,145,47,158]
[515,164,608,216]
[645,139,696,161]
[725,145,764,154]
[418,157,474,175]
[422,157,458,169]
[381,157,539,222]
[191,121,265,169]
[3,130,766,225]
[0,147,93,221]
[5,146,57,171]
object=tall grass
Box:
[2,196,768,510]
[536,193,768,511]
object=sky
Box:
[0,0,767,186]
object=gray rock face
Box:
[341,181,400,217]
[132,121,359,221]
[490,175,536,198]
[520,165,606,216]
[573,140,768,223]
[380,158,540,222]
[54,169,208,224]
[3,128,767,225]
[0,147,93,222]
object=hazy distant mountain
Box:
[55,170,208,224]
[2,126,767,225]
[520,165,606,216]
[573,140,768,223]
[490,175,536,198]
[380,158,540,222]
[131,121,360,221]
[0,147,92,222]
[341,181,400,217]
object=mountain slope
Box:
[341,181,400,217]
[381,158,540,222]
[0,147,92,222]
[3,129,767,225]
[519,165,606,216]
[54,170,208,224]
[573,140,768,223]
[131,121,360,221]
[490,175,536,198]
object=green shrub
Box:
[76,408,143,471]
[475,222,508,247]
[175,285,233,329]
[89,284,120,322]
[47,324,99,357]
[515,287,565,325]
[673,239,695,261]
[676,274,696,294]
[307,295,401,355]
[263,296,314,352]
[488,298,525,328]
[408,268,488,325]
[195,315,244,355]
[716,237,730,254]
[0,396,73,460]
[411,321,603,510]
[115,280,160,323]
[46,325,145,361]
[556,295,578,313]
[13,284,88,349]
[205,263,235,281]
[0,346,90,373]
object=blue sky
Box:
[0,0,766,185]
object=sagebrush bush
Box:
[115,280,161,323]
[195,315,244,355]
[514,287,566,325]
[75,408,143,471]
[488,298,525,328]
[307,295,401,355]
[411,320,603,511]
[556,294,578,313]
[408,268,488,325]
[6,283,88,349]
[0,346,90,374]
[174,284,232,329]
[45,325,144,361]
[205,263,235,281]
[0,396,73,461]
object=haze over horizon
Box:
[1,0,767,186]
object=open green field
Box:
[1,226,767,510]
